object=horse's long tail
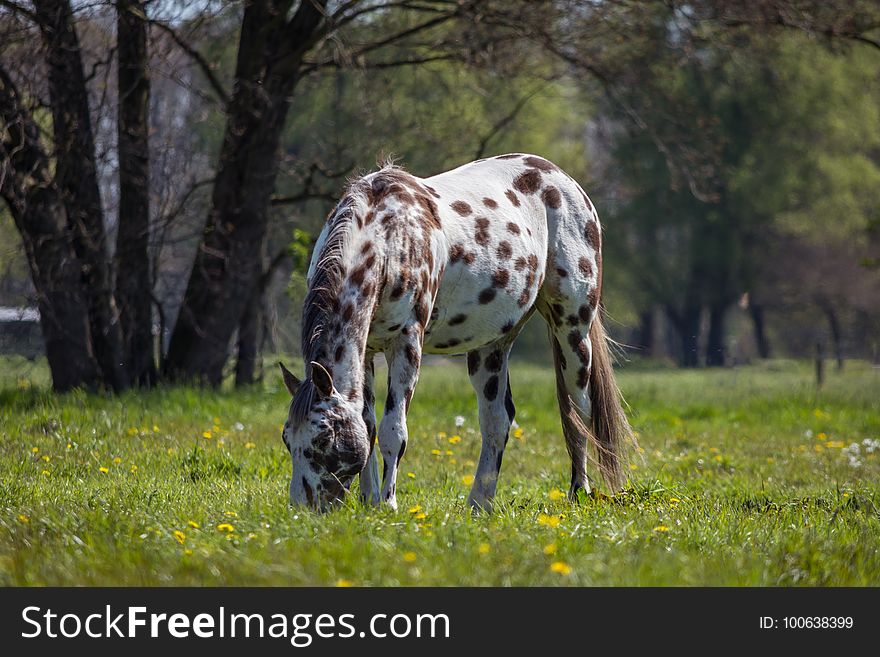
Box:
[587,313,633,491]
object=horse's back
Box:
[414,154,601,354]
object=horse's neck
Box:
[311,321,369,404]
[308,272,374,406]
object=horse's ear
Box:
[278,362,301,397]
[310,361,335,399]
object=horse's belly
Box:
[422,256,541,354]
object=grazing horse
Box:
[279,153,633,511]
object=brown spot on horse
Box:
[451,200,472,216]
[475,217,491,247]
[478,288,497,304]
[542,186,562,209]
[505,189,521,207]
[585,220,601,250]
[578,257,593,277]
[513,169,542,195]
[492,269,510,288]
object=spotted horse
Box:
[279,153,634,512]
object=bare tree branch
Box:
[474,85,545,159]
[149,19,230,106]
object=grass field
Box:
[1,357,879,586]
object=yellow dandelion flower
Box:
[550,561,571,575]
[17,514,29,524]
[41,470,50,476]
[99,466,109,474]
[817,432,827,440]
[31,447,39,454]
[461,474,475,486]
[431,449,442,456]
[216,523,234,532]
[548,488,566,501]
[445,450,454,456]
[224,511,237,517]
[130,465,138,474]
[183,549,193,556]
[41,455,50,462]
[408,505,422,513]
[653,525,669,532]
[188,520,200,529]
[406,472,416,479]
[543,543,557,555]
[153,425,160,433]
[513,427,524,439]
[438,431,447,439]
[202,431,212,439]
[173,530,186,545]
[478,543,490,555]
[537,514,561,528]
[826,440,844,449]
[113,457,122,464]
[448,435,461,444]
[414,512,427,520]
[66,443,72,450]
[403,551,417,563]
[336,579,353,587]
[245,442,256,449]
[713,455,723,462]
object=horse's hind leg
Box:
[465,343,515,512]
[546,320,593,499]
[537,293,598,499]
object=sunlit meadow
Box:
[1,356,878,586]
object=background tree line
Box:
[0,0,878,392]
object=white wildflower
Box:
[454,415,466,428]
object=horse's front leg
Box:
[377,328,422,509]
[359,353,381,505]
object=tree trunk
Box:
[820,301,844,371]
[749,303,771,359]
[163,0,326,386]
[705,303,726,367]
[116,0,156,388]
[234,287,265,387]
[0,66,102,391]
[637,309,654,358]
[679,305,702,368]
[34,0,128,392]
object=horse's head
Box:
[278,361,370,511]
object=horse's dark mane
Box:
[291,176,375,423]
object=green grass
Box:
[1,358,879,586]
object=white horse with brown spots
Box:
[279,154,633,511]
